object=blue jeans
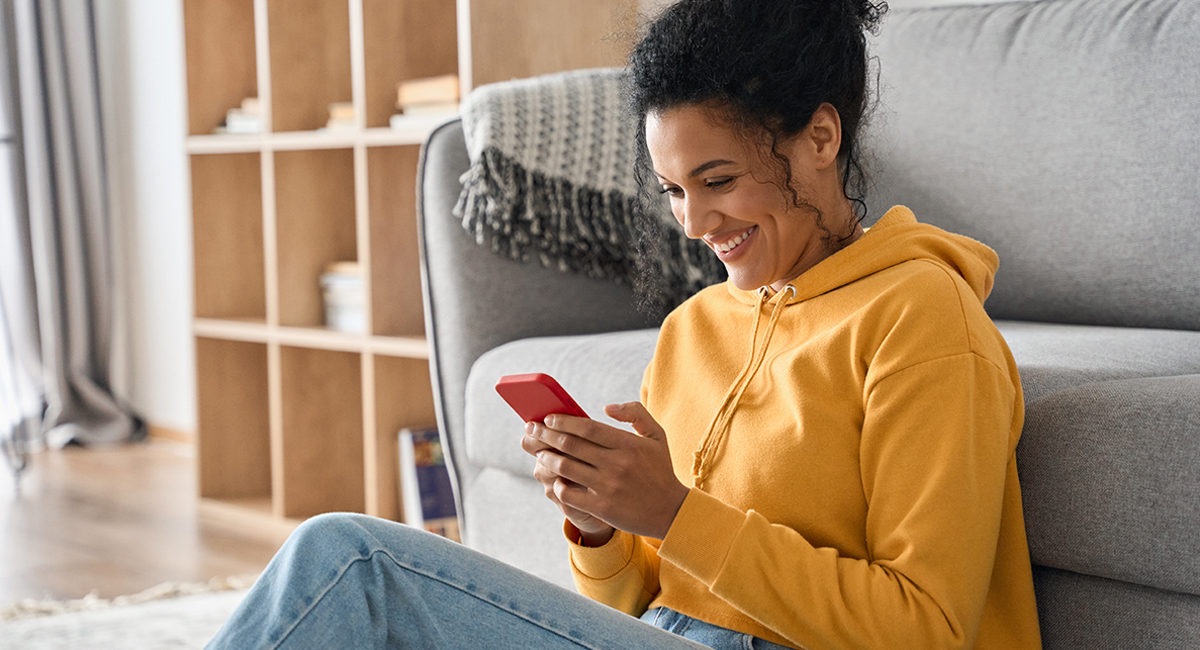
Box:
[205,513,793,649]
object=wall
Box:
[97,0,195,437]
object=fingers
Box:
[531,456,613,538]
[535,449,599,488]
[528,420,612,462]
[520,422,553,456]
[542,414,625,449]
[603,401,666,441]
[552,475,593,508]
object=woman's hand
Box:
[520,401,690,541]
[523,421,615,545]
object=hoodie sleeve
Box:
[656,352,1018,650]
[566,521,663,615]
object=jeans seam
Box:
[267,549,376,650]
[271,547,614,650]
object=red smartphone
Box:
[495,373,589,423]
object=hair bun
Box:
[843,0,889,34]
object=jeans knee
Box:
[291,511,360,540]
[285,512,371,557]
[287,512,420,563]
[297,511,369,533]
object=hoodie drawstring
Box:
[692,284,796,490]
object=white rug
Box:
[0,578,254,650]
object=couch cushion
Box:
[464,329,660,477]
[1033,566,1200,649]
[999,322,1200,594]
[1018,373,1200,595]
[997,321,1200,405]
[867,0,1200,330]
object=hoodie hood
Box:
[727,206,998,307]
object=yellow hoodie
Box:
[567,207,1042,650]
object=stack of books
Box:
[398,427,460,541]
[319,261,364,334]
[322,102,356,132]
[390,74,460,128]
[215,97,262,134]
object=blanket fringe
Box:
[455,146,725,309]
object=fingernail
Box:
[524,421,535,435]
[544,415,556,428]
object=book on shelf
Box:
[215,96,262,135]
[392,74,460,126]
[398,427,461,542]
[396,74,459,107]
[320,261,364,334]
[321,101,357,132]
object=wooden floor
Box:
[0,440,282,607]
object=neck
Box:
[767,200,862,294]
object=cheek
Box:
[733,181,788,214]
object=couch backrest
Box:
[866,0,1199,331]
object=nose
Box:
[676,195,721,240]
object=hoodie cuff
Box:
[565,520,636,580]
[657,488,747,585]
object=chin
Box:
[725,267,768,292]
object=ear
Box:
[807,103,843,171]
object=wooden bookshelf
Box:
[183,0,636,534]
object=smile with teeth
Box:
[713,226,756,254]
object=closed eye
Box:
[659,185,683,197]
[706,177,733,190]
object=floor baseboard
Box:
[147,424,193,445]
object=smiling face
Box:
[646,103,855,293]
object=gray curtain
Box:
[0,0,38,478]
[0,0,140,481]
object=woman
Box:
[207,1,1041,648]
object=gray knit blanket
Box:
[454,68,725,310]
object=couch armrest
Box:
[417,119,658,509]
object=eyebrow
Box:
[688,159,736,178]
[654,159,737,182]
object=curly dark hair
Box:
[628,0,887,313]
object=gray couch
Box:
[417,0,1200,646]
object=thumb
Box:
[604,402,665,441]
